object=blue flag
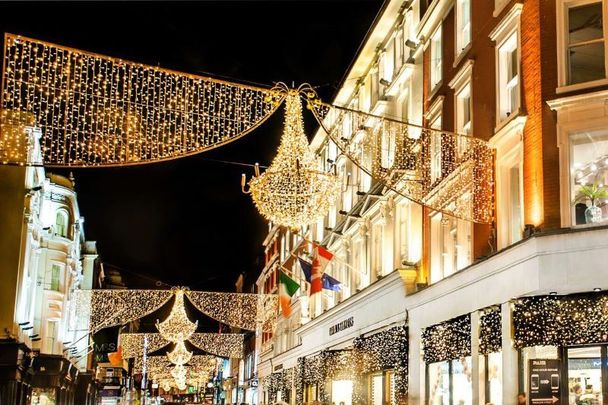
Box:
[322,273,342,292]
[298,258,312,283]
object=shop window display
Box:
[570,129,608,225]
[487,352,503,405]
[428,361,450,405]
[331,380,353,405]
[567,346,604,405]
[452,357,473,405]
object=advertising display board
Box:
[529,359,561,405]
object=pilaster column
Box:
[470,311,481,405]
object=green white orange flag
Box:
[279,271,300,317]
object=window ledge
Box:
[556,78,608,95]
[428,81,444,101]
[453,44,472,68]
[494,109,524,134]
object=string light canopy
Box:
[422,314,471,364]
[308,99,494,224]
[166,340,193,366]
[120,332,244,359]
[243,84,340,229]
[186,291,277,332]
[156,288,197,343]
[73,289,173,333]
[1,34,285,167]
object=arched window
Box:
[55,210,69,237]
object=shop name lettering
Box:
[329,317,354,336]
[94,343,116,353]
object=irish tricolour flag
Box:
[279,271,300,317]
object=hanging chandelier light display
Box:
[167,339,193,366]
[243,85,340,229]
[156,288,197,343]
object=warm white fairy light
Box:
[156,289,197,343]
[166,339,193,366]
[1,34,285,167]
[308,100,494,224]
[120,333,169,359]
[74,289,173,333]
[121,332,244,359]
[245,86,340,229]
[186,291,277,332]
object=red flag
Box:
[310,244,333,295]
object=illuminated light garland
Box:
[1,34,285,167]
[308,100,494,224]
[166,339,193,366]
[120,333,169,359]
[186,291,277,332]
[244,85,340,229]
[133,354,217,375]
[512,292,608,348]
[156,289,197,343]
[73,289,172,333]
[120,332,244,359]
[188,333,244,358]
[479,307,502,355]
[422,314,471,364]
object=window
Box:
[46,320,57,353]
[397,203,410,264]
[371,222,383,279]
[428,361,450,405]
[428,358,473,405]
[395,29,404,73]
[570,129,608,225]
[55,210,68,237]
[486,352,503,405]
[430,27,443,90]
[566,346,605,405]
[430,212,472,284]
[456,84,472,157]
[456,0,472,55]
[381,124,396,169]
[50,264,61,291]
[497,33,520,122]
[566,1,606,85]
[371,373,383,405]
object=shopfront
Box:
[423,315,472,405]
[513,292,608,405]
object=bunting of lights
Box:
[479,307,502,355]
[512,292,608,348]
[422,314,471,364]
[121,332,244,359]
[186,291,277,332]
[308,99,494,224]
[120,333,170,359]
[244,85,340,229]
[1,34,285,167]
[156,289,197,343]
[73,289,173,333]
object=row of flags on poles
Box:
[278,244,341,316]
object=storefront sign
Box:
[273,364,283,372]
[529,359,561,405]
[329,316,354,336]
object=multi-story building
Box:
[0,116,99,404]
[256,0,608,404]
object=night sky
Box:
[0,1,383,292]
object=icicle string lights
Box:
[512,292,608,348]
[479,307,502,355]
[244,85,340,229]
[308,100,494,224]
[1,34,285,167]
[422,314,471,364]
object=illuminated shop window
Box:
[566,346,604,405]
[487,352,503,405]
[569,129,608,225]
[428,361,450,405]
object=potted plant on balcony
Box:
[574,183,608,224]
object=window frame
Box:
[449,60,474,158]
[426,96,444,184]
[430,26,443,92]
[54,209,69,238]
[557,0,608,93]
[455,0,472,59]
